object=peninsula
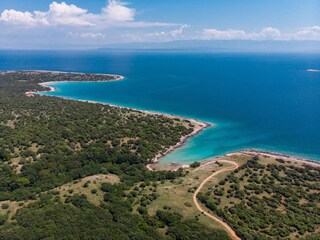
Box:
[21,70,211,169]
[0,70,226,240]
[0,71,319,240]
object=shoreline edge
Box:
[24,70,319,171]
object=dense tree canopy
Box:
[0,71,227,239]
[0,71,194,200]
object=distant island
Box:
[0,71,319,240]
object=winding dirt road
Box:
[193,160,241,240]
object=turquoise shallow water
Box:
[1,50,320,163]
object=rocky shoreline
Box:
[147,120,211,171]
[237,149,320,167]
[25,71,320,172]
[26,70,212,171]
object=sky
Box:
[0,0,319,49]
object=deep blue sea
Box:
[1,50,320,164]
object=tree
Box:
[190,162,201,168]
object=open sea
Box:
[1,50,320,164]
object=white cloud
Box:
[146,24,190,39]
[256,27,281,39]
[0,2,92,27]
[201,27,284,40]
[124,24,190,42]
[114,21,177,28]
[49,2,87,16]
[202,28,246,40]
[1,1,320,47]
[294,26,320,40]
[102,0,135,22]
[68,32,105,39]
[0,9,38,26]
[122,25,320,43]
[0,1,171,28]
[45,1,93,26]
[168,24,190,38]
[200,26,320,41]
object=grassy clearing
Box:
[53,174,120,206]
[0,200,34,222]
[147,157,245,230]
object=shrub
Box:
[190,162,201,168]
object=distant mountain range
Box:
[98,40,320,52]
[2,40,320,52]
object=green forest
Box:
[198,156,320,240]
[0,71,228,239]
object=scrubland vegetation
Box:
[198,155,320,240]
[0,71,228,239]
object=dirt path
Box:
[193,160,241,240]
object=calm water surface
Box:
[1,50,320,164]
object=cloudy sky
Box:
[0,0,319,49]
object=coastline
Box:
[147,119,211,171]
[28,71,212,170]
[37,74,125,93]
[191,148,320,175]
[236,149,320,167]
[26,70,319,171]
